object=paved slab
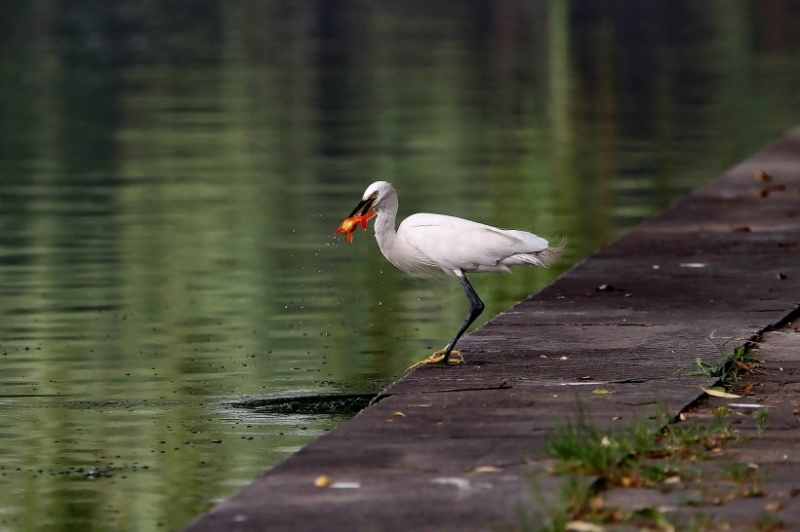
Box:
[184,126,800,532]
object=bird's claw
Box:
[406,347,463,372]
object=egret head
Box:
[347,181,395,218]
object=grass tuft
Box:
[526,341,775,532]
[685,341,762,387]
[529,401,762,531]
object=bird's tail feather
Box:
[518,237,566,267]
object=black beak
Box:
[348,197,375,218]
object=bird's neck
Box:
[373,198,399,258]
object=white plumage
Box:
[344,180,564,369]
[395,213,554,274]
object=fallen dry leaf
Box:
[756,169,772,182]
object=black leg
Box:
[442,273,485,364]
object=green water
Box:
[1,1,799,531]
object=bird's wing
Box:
[400,214,548,274]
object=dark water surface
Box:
[1,1,800,531]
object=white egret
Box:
[338,181,564,370]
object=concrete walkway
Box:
[185,126,800,532]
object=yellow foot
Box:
[406,346,464,372]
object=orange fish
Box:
[334,211,376,243]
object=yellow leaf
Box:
[472,465,502,473]
[314,475,332,487]
[566,521,605,532]
[700,386,742,399]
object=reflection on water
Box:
[1,1,800,530]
